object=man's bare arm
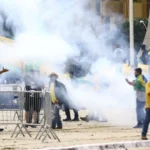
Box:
[125,78,134,86]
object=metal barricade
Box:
[0,86,60,142]
[0,84,23,123]
[14,90,45,138]
[35,91,60,142]
[0,91,22,124]
[0,84,24,137]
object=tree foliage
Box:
[122,18,148,51]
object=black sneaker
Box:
[142,136,148,140]
[31,125,36,128]
[0,128,4,132]
[56,126,62,129]
[72,118,79,121]
[133,124,143,128]
[80,117,89,122]
[63,118,71,121]
[24,125,28,128]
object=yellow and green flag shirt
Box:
[134,75,146,91]
[50,83,57,103]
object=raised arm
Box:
[0,68,9,74]
[125,78,134,86]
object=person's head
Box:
[134,68,142,77]
[49,72,58,82]
[69,71,74,77]
[114,44,120,49]
[141,44,146,50]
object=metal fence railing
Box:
[35,92,60,142]
[0,85,60,142]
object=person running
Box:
[0,67,9,132]
[126,68,147,128]
[113,44,126,73]
[142,80,150,140]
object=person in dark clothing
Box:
[144,47,150,76]
[24,69,44,128]
[63,71,79,121]
[0,67,9,132]
[49,72,68,129]
[139,44,148,64]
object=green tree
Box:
[122,18,148,51]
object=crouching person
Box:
[49,73,68,129]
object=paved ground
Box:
[0,120,150,150]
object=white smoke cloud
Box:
[0,0,136,126]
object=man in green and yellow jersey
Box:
[126,68,147,128]
[142,80,150,140]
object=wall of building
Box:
[89,0,148,31]
[123,0,148,18]
[89,0,148,19]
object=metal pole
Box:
[129,0,134,67]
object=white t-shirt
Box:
[136,90,146,102]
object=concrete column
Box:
[143,10,150,46]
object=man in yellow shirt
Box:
[49,73,68,129]
[142,81,150,140]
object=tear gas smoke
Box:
[0,0,136,126]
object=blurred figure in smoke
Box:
[79,75,108,123]
[146,47,150,75]
[63,71,79,121]
[0,67,9,132]
[138,44,148,65]
[49,73,68,129]
[24,69,44,128]
[126,68,147,128]
[139,46,150,76]
[113,44,126,73]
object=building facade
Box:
[90,0,149,21]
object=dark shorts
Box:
[24,92,42,112]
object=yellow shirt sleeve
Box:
[138,75,145,87]
[146,82,150,95]
[50,83,57,103]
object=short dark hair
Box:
[135,68,142,74]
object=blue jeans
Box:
[52,104,62,128]
[142,108,150,137]
[136,100,145,124]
